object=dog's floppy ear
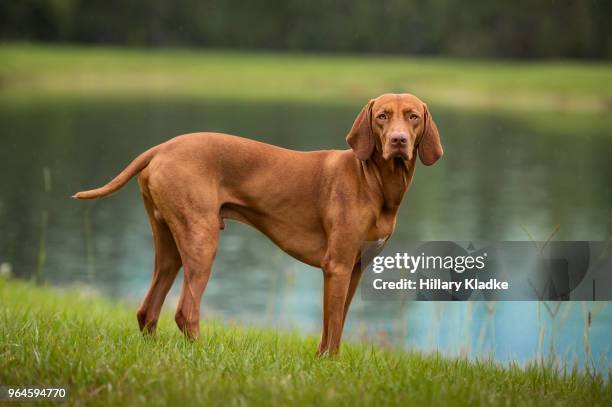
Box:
[346,100,375,161]
[418,103,443,166]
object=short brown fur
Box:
[73,93,443,355]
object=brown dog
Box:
[73,93,443,355]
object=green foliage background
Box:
[1,0,611,59]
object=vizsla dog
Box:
[73,93,443,355]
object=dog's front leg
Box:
[342,263,363,330]
[317,256,355,357]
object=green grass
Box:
[1,277,610,406]
[1,43,612,113]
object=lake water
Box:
[1,96,610,374]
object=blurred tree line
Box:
[1,0,611,59]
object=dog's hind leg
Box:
[136,194,182,334]
[172,215,219,340]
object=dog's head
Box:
[346,93,443,165]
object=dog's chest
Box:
[367,211,396,243]
[374,234,390,249]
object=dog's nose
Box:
[390,133,407,146]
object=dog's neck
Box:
[362,150,416,210]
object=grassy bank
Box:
[1,43,611,113]
[0,278,610,406]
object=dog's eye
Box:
[409,113,419,121]
[377,113,388,120]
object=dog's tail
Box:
[72,146,158,200]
